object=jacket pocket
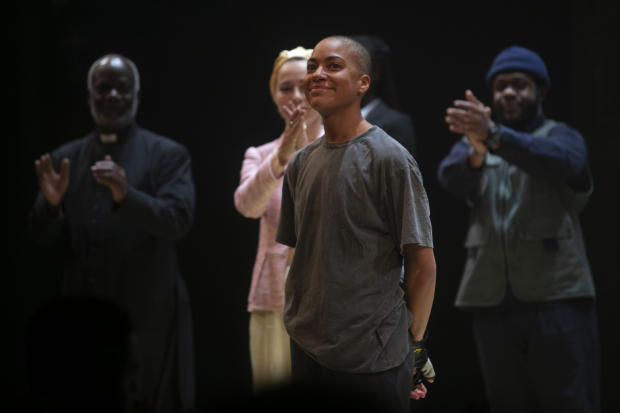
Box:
[517,215,574,242]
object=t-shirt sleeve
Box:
[387,164,433,252]
[275,165,297,248]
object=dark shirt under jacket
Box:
[30,123,195,412]
[365,101,417,158]
[437,113,591,200]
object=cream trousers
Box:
[249,310,292,392]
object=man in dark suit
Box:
[30,54,195,412]
[351,35,416,157]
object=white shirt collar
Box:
[361,98,382,119]
[99,133,118,143]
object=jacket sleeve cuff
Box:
[267,151,285,180]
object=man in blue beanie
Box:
[437,46,600,412]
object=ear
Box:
[358,74,371,95]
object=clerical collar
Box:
[99,133,118,143]
[96,122,138,145]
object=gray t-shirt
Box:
[276,126,433,374]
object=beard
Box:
[91,99,139,133]
[496,96,540,131]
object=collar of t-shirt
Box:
[361,98,382,119]
[321,126,377,149]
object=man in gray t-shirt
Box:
[276,36,437,411]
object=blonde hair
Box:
[269,46,313,100]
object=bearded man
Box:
[438,46,599,413]
[30,54,195,412]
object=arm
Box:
[30,191,69,248]
[437,139,485,200]
[234,144,284,219]
[445,90,590,189]
[30,152,71,247]
[494,125,590,184]
[113,145,195,242]
[235,104,308,219]
[404,243,436,399]
[403,244,436,343]
[275,163,298,249]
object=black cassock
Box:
[31,123,195,412]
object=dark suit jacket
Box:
[30,123,195,412]
[365,101,417,158]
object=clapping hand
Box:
[35,154,70,216]
[445,90,494,154]
[277,101,308,167]
[91,155,128,203]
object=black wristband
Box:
[411,330,429,369]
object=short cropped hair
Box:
[87,54,140,93]
[326,35,372,76]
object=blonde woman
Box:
[234,47,323,392]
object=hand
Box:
[411,368,430,400]
[35,154,70,212]
[91,155,128,203]
[410,331,435,400]
[445,90,495,155]
[277,101,307,166]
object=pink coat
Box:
[234,137,289,313]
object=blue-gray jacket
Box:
[438,115,595,307]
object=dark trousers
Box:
[290,339,415,413]
[473,293,600,413]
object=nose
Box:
[107,88,121,100]
[312,65,327,81]
[502,86,517,100]
[292,87,304,104]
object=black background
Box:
[5,0,619,411]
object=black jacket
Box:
[365,101,416,158]
[30,123,195,412]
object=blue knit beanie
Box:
[486,46,550,88]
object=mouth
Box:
[310,85,330,91]
[501,104,521,117]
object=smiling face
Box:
[492,72,544,130]
[274,59,320,124]
[88,56,139,133]
[303,38,370,117]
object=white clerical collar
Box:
[361,98,382,119]
[99,133,118,144]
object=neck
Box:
[305,116,323,143]
[361,91,376,108]
[322,103,372,143]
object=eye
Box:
[329,63,341,69]
[280,87,293,93]
[307,64,316,71]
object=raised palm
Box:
[35,154,70,206]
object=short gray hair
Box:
[87,54,140,93]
